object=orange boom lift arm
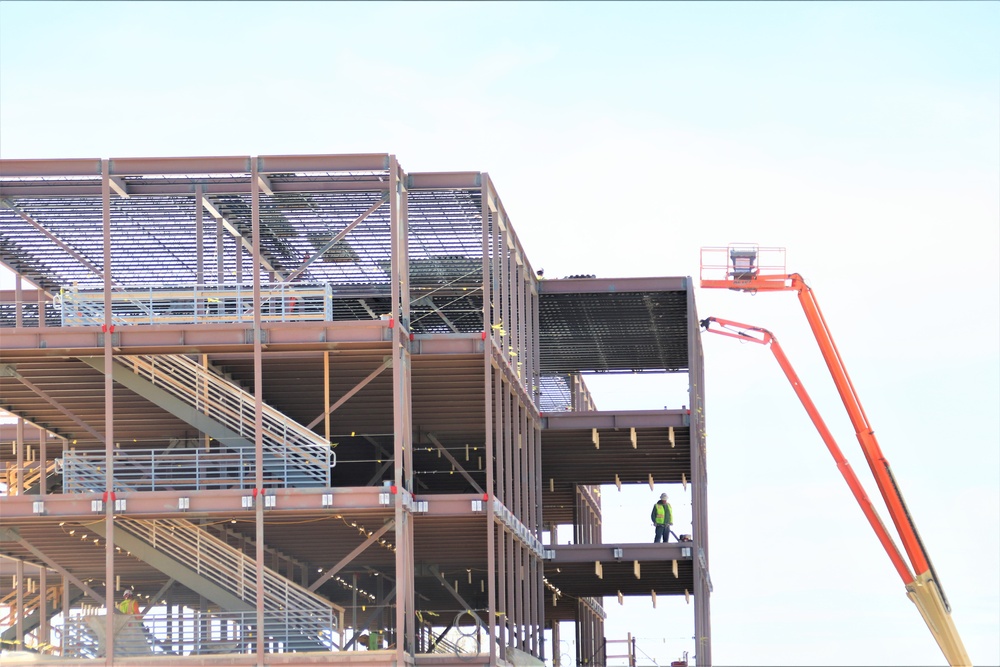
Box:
[699,246,971,667]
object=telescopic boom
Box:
[700,246,971,667]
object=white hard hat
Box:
[660,493,668,500]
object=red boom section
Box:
[700,317,915,585]
[701,273,934,578]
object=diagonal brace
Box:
[309,520,395,592]
[0,529,106,607]
[307,358,392,430]
[429,565,483,626]
[343,586,397,650]
[285,195,388,283]
[0,364,105,442]
[0,199,106,284]
[425,434,484,496]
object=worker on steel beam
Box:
[651,493,678,543]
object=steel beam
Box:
[0,364,105,442]
[425,434,484,496]
[202,195,282,278]
[283,195,388,283]
[0,529,105,606]
[538,276,688,294]
[306,357,392,430]
[0,198,106,282]
[0,319,392,356]
[549,543,690,563]
[687,280,712,664]
[428,565,484,625]
[541,410,688,430]
[308,520,395,592]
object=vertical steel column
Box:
[552,620,560,666]
[517,402,534,652]
[38,430,47,499]
[688,282,712,666]
[505,382,517,651]
[530,268,544,657]
[495,372,507,660]
[215,211,224,285]
[14,273,22,327]
[61,579,69,655]
[36,289,46,329]
[39,563,47,649]
[482,183,498,667]
[195,185,204,286]
[324,352,331,445]
[100,159,115,665]
[15,551,23,648]
[389,156,415,660]
[235,232,243,283]
[15,417,24,496]
[251,157,266,662]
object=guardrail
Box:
[62,448,254,493]
[120,519,342,635]
[118,354,332,486]
[63,607,341,657]
[54,283,334,327]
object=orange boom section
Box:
[700,245,971,667]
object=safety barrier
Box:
[118,354,331,486]
[62,607,340,657]
[55,283,333,327]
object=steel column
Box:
[195,184,204,285]
[100,158,115,665]
[15,558,23,650]
[13,273,21,327]
[251,156,266,662]
[688,284,712,666]
[389,155,415,661]
[38,563,47,650]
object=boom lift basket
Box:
[700,245,786,288]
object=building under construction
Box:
[0,155,711,666]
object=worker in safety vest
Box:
[651,493,677,543]
[117,589,139,615]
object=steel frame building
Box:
[0,154,711,666]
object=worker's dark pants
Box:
[654,524,671,543]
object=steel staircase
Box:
[77,353,332,488]
[60,353,343,652]
[88,517,343,652]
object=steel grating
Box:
[538,289,689,374]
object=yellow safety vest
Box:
[654,503,672,525]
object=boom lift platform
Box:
[699,245,972,667]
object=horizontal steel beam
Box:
[540,409,689,430]
[257,153,391,174]
[549,542,691,563]
[0,179,394,197]
[538,276,688,294]
[0,158,102,177]
[0,320,391,356]
[108,156,252,176]
[407,172,482,190]
[0,489,484,520]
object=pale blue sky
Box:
[2,2,998,665]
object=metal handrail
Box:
[55,283,334,327]
[62,448,253,492]
[118,354,332,485]
[63,607,341,657]
[118,519,343,640]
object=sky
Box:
[1,2,998,665]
